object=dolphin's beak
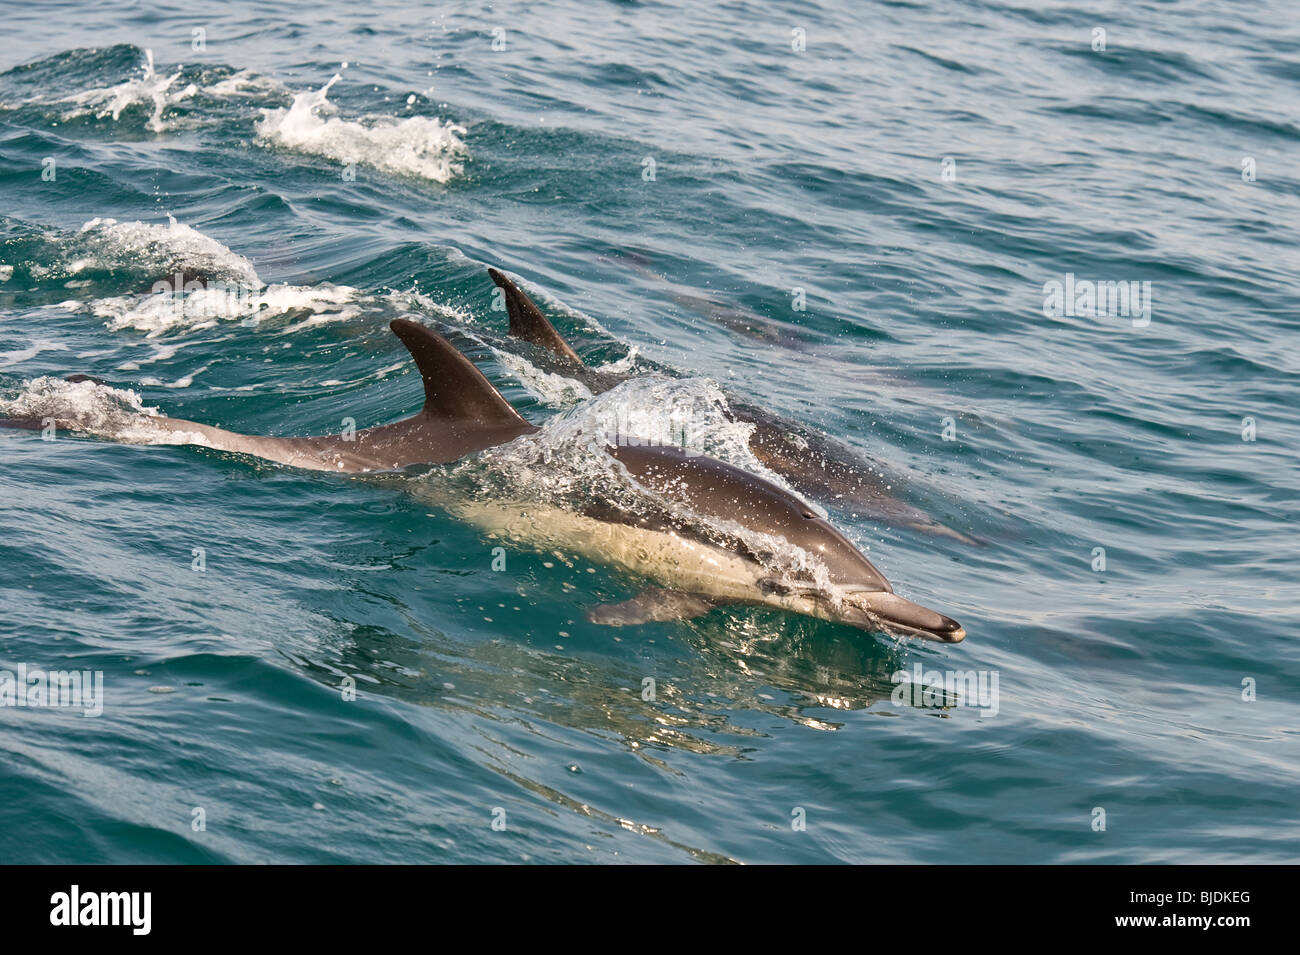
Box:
[846,591,966,643]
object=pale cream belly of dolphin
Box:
[446,497,831,620]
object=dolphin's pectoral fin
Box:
[586,588,727,627]
[487,267,584,365]
[912,521,984,547]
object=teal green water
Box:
[1,0,1297,863]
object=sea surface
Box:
[0,0,1297,864]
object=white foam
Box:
[61,49,194,132]
[126,342,185,367]
[84,282,359,337]
[491,347,593,408]
[256,75,467,183]
[0,376,169,442]
[75,216,262,286]
[0,341,68,368]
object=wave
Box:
[76,283,361,337]
[0,215,261,289]
[255,74,467,184]
[0,340,68,369]
[56,49,196,132]
[0,376,203,444]
[71,216,261,286]
[6,216,363,337]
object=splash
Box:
[387,290,475,326]
[199,69,286,99]
[450,375,773,515]
[490,347,594,408]
[71,216,262,287]
[256,75,467,183]
[0,376,203,445]
[61,49,195,132]
[431,375,838,593]
[83,282,359,337]
[594,346,642,376]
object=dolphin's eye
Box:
[802,512,815,519]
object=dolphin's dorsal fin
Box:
[487,267,584,365]
[389,319,529,427]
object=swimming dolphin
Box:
[1,319,964,642]
[488,267,977,545]
[600,249,817,351]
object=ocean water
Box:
[1,0,1297,864]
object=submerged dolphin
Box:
[488,267,977,544]
[600,249,817,352]
[2,319,964,642]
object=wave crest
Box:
[256,75,467,183]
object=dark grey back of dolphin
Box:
[0,320,539,472]
[608,443,892,592]
[137,268,217,294]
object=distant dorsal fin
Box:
[487,267,584,365]
[389,319,529,427]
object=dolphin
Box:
[1,319,964,642]
[599,249,817,352]
[488,267,978,545]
